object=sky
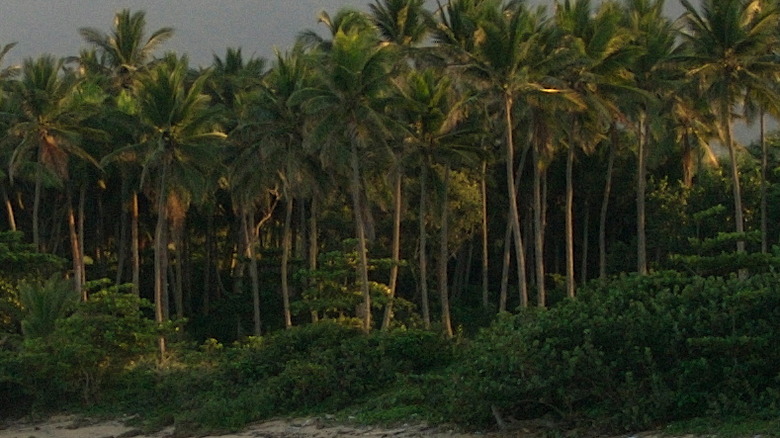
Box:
[0,0,686,68]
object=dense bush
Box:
[445,271,780,432]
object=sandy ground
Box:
[0,415,705,438]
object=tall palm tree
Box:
[7,55,104,298]
[291,28,397,332]
[81,9,174,296]
[297,8,377,52]
[250,46,316,330]
[106,55,225,355]
[554,0,633,296]
[392,68,476,334]
[680,0,780,257]
[208,47,268,335]
[79,9,173,91]
[369,0,433,330]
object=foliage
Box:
[445,270,780,432]
[18,274,78,338]
[11,285,159,406]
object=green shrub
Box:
[445,271,780,432]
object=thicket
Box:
[447,270,780,433]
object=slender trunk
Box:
[32,165,42,249]
[419,160,431,328]
[499,220,511,312]
[504,94,528,307]
[154,164,169,358]
[500,144,529,311]
[1,184,16,231]
[172,222,184,320]
[439,163,453,337]
[131,192,140,297]
[599,131,616,278]
[244,209,262,335]
[115,188,128,286]
[723,94,745,258]
[533,142,546,307]
[637,110,648,275]
[580,199,589,286]
[760,111,767,254]
[350,138,371,332]
[78,184,87,286]
[203,211,214,315]
[382,163,402,331]
[565,142,575,299]
[480,154,489,309]
[281,196,293,329]
[67,189,84,301]
[309,196,319,323]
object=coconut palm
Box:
[106,55,225,355]
[79,9,173,91]
[81,9,174,296]
[7,55,105,298]
[554,0,634,296]
[207,47,268,335]
[297,8,377,52]
[391,68,477,334]
[291,27,396,332]
[680,0,780,257]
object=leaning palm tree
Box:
[680,0,780,257]
[106,55,225,355]
[291,27,397,332]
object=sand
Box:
[0,415,710,438]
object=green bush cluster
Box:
[445,271,780,432]
[111,321,453,434]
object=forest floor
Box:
[0,415,714,438]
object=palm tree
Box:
[297,8,377,51]
[249,46,316,330]
[208,47,268,335]
[7,55,104,297]
[79,9,173,91]
[292,27,397,332]
[680,0,780,257]
[368,0,433,330]
[107,55,225,355]
[392,68,476,334]
[554,0,633,296]
[81,9,174,296]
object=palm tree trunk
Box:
[600,131,616,278]
[79,184,87,285]
[244,209,262,335]
[33,165,42,249]
[637,110,648,275]
[350,139,372,332]
[154,164,170,358]
[67,188,84,301]
[565,142,575,299]
[131,192,140,296]
[172,222,185,320]
[439,162,453,337]
[1,184,16,232]
[481,154,489,309]
[580,199,589,285]
[533,143,546,307]
[499,219,511,313]
[382,164,402,330]
[723,96,746,257]
[504,94,528,307]
[419,160,431,328]
[760,111,768,254]
[309,196,319,322]
[281,196,294,329]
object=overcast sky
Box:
[0,1,686,68]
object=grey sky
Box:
[0,1,686,68]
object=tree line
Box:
[1,0,780,346]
